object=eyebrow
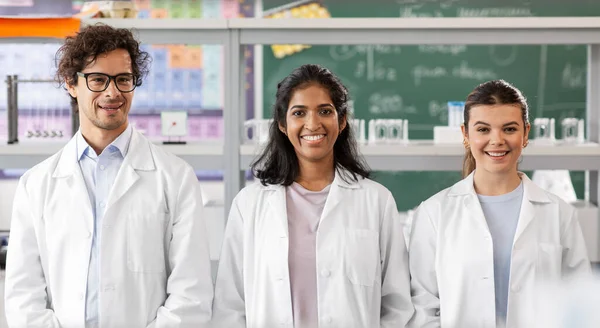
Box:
[473,121,520,127]
[289,103,334,110]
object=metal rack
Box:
[5,75,79,144]
[2,17,600,217]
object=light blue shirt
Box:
[477,181,524,325]
[76,124,132,328]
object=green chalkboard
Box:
[262,0,598,211]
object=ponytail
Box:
[462,149,476,178]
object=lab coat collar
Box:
[53,126,155,178]
[262,167,362,191]
[448,171,551,203]
[264,167,363,239]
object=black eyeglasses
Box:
[77,72,137,93]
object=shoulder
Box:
[146,141,192,172]
[19,149,63,190]
[524,178,576,219]
[233,180,273,204]
[419,183,459,209]
[358,177,394,199]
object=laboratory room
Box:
[2,0,600,327]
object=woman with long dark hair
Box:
[213,64,414,327]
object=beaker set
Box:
[243,118,409,145]
[532,117,585,144]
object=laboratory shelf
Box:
[230,17,600,45]
[81,18,230,45]
[240,142,600,171]
[0,142,224,170]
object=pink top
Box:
[286,182,331,328]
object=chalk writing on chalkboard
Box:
[561,63,586,89]
[489,45,518,66]
[428,100,449,122]
[368,92,417,115]
[418,45,467,56]
[329,45,403,61]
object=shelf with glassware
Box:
[229,17,600,45]
[239,141,600,171]
[0,141,224,170]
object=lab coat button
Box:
[512,285,521,293]
[435,310,440,316]
[79,293,84,300]
[86,231,92,238]
[99,165,105,170]
[321,269,331,277]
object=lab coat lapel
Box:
[52,134,94,232]
[450,173,491,235]
[512,173,551,245]
[105,129,155,211]
[320,169,360,224]
[266,184,289,238]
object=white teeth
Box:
[302,135,324,141]
[487,152,507,157]
[100,104,122,110]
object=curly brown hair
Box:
[55,23,151,106]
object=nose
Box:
[104,78,121,98]
[304,111,321,131]
[489,129,505,145]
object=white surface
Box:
[0,179,227,260]
[0,141,224,156]
[240,141,600,156]
[161,111,188,137]
[82,18,229,29]
[573,201,600,262]
[228,17,600,29]
[433,126,463,144]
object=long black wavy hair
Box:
[251,64,370,186]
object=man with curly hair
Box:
[4,24,213,328]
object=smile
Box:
[484,151,510,160]
[301,135,325,141]
[99,103,123,111]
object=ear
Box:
[460,123,468,140]
[524,122,531,143]
[278,123,286,135]
[66,78,78,99]
[339,114,347,132]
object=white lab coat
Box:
[409,172,591,328]
[5,128,214,328]
[212,169,414,327]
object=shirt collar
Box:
[76,123,133,162]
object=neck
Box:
[296,156,335,191]
[80,121,127,155]
[473,168,522,196]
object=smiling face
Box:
[279,83,346,167]
[67,48,133,137]
[462,104,530,176]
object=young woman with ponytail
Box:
[408,80,591,328]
